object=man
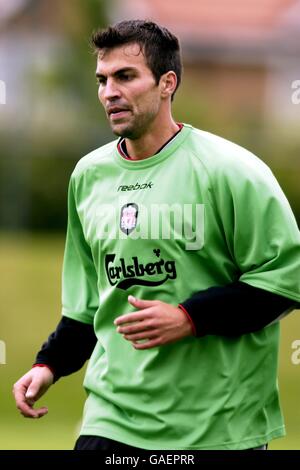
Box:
[13,20,300,451]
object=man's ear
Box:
[160,71,177,99]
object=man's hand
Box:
[114,296,193,349]
[13,367,54,418]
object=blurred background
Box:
[0,0,299,450]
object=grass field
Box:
[0,232,299,450]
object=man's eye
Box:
[97,78,106,86]
[120,74,132,81]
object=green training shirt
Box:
[62,124,300,449]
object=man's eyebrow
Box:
[96,67,138,78]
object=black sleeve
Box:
[179,281,298,337]
[34,316,97,382]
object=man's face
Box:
[96,44,162,139]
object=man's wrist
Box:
[32,363,55,376]
[178,304,197,336]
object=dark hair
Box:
[91,20,182,100]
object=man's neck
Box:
[125,119,180,160]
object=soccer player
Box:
[13,20,300,451]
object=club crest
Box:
[120,203,138,235]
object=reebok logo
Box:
[117,182,153,192]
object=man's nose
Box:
[102,78,121,100]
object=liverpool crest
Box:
[120,203,138,235]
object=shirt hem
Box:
[61,310,94,325]
[79,425,285,450]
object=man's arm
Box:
[114,283,297,349]
[29,282,295,361]
[12,317,96,418]
[18,285,291,412]
[33,316,97,382]
[178,281,297,337]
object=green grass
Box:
[0,232,299,449]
